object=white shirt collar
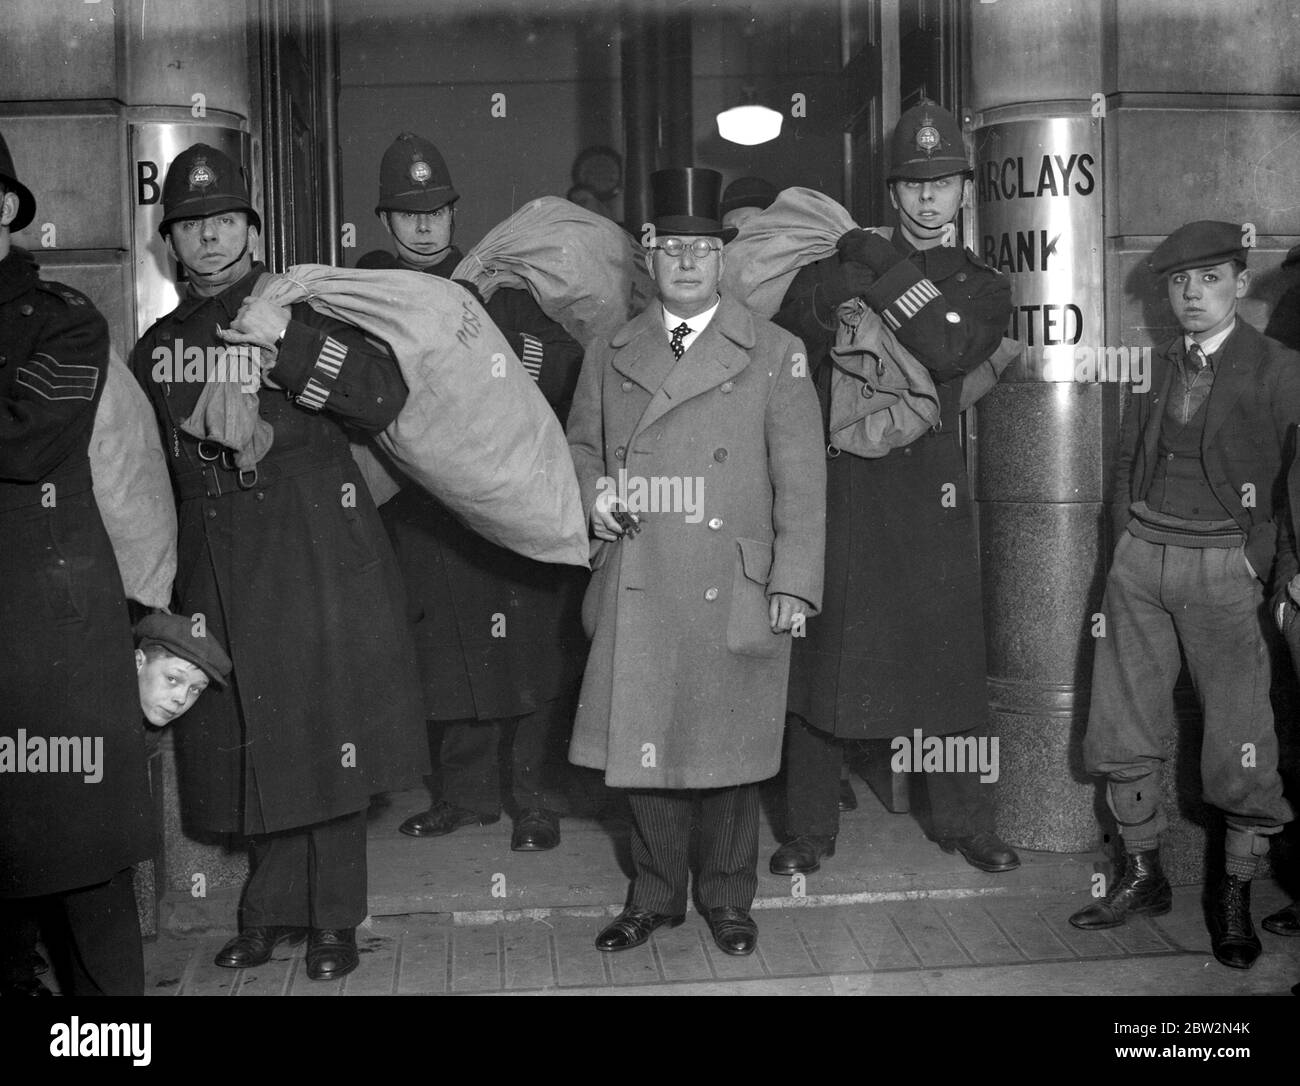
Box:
[1185,319,1235,359]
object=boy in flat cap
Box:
[1070,220,1300,970]
[135,613,232,728]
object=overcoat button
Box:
[615,445,626,461]
[708,517,723,530]
[720,381,734,393]
[704,587,719,601]
[207,509,217,519]
[956,272,968,283]
[20,304,34,316]
[713,448,727,462]
[255,492,265,501]
[621,380,634,392]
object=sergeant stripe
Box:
[296,376,330,411]
[888,278,941,327]
[16,354,99,401]
[520,333,543,382]
[315,336,347,379]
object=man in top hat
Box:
[770,101,1019,879]
[1069,221,1300,970]
[358,132,588,853]
[566,167,826,956]
[0,128,157,997]
[720,176,778,233]
[128,141,427,981]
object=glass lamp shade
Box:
[716,104,783,146]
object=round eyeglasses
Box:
[650,237,723,259]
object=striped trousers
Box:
[626,785,760,915]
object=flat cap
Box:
[135,613,232,688]
[1148,220,1248,276]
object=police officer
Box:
[1070,222,1300,970]
[770,102,1019,877]
[0,129,154,996]
[130,143,427,981]
[359,132,588,852]
[720,176,778,233]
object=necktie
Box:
[1187,342,1208,371]
[669,322,693,360]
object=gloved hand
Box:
[836,228,901,275]
[816,260,879,315]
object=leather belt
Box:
[174,443,332,501]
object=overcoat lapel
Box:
[630,296,756,439]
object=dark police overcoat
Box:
[774,234,1011,740]
[1,249,153,896]
[358,246,589,721]
[130,263,427,835]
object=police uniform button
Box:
[622,380,634,392]
[1167,452,1174,460]
[255,491,265,501]
[615,445,626,461]
[708,517,723,530]
[720,381,734,393]
[956,272,968,283]
[207,509,217,520]
[945,311,961,323]
[704,587,719,601]
[713,448,728,462]
[20,304,34,317]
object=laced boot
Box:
[1208,874,1261,969]
[1069,847,1172,930]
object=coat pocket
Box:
[726,537,784,658]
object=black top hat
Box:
[649,168,736,242]
[0,130,37,234]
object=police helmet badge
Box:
[188,156,216,190]
[409,158,432,185]
[915,121,941,156]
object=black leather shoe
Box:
[939,830,1021,873]
[399,800,500,838]
[1069,848,1172,930]
[770,834,836,875]
[706,906,758,956]
[838,779,858,812]
[1208,875,1262,970]
[511,808,560,851]
[595,908,684,951]
[1262,901,1300,936]
[305,928,359,981]
[214,926,307,969]
[1,977,52,997]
